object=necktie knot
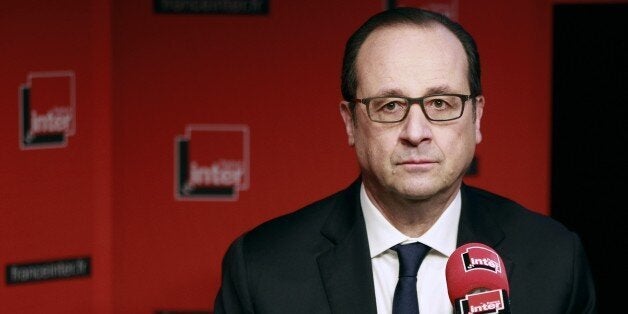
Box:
[393,242,430,277]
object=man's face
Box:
[340,24,484,201]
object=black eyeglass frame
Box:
[353,93,474,123]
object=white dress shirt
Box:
[360,183,460,314]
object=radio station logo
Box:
[461,245,502,274]
[18,71,76,149]
[458,289,508,314]
[175,124,250,201]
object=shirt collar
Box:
[361,183,461,258]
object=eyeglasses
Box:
[353,94,472,123]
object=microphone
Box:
[445,242,511,314]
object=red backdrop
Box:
[1,0,603,313]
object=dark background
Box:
[552,3,628,313]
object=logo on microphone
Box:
[459,289,508,314]
[461,246,502,273]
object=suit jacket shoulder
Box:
[459,184,597,314]
[215,179,376,314]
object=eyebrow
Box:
[375,85,461,98]
[377,89,405,97]
[423,85,457,95]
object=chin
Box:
[391,181,440,200]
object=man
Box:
[214,7,597,314]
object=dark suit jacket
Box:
[214,179,597,313]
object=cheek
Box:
[354,125,397,162]
[439,125,477,158]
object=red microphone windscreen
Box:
[445,242,510,304]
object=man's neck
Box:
[364,182,461,238]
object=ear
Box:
[473,95,485,144]
[339,101,356,146]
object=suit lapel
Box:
[316,180,377,314]
[458,184,514,279]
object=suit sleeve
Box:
[566,233,597,314]
[214,235,254,314]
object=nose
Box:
[399,104,432,145]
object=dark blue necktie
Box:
[392,242,430,314]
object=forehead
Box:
[355,23,469,96]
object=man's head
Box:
[341,7,482,104]
[339,7,484,203]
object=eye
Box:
[425,97,453,110]
[371,98,407,113]
[382,101,403,111]
[432,99,445,108]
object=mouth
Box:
[396,159,438,171]
[397,158,437,165]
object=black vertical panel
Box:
[552,4,628,313]
[177,139,190,195]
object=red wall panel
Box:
[0,0,107,313]
[459,0,552,212]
